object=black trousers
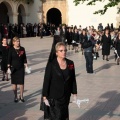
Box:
[84,52,93,73]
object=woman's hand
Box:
[24,63,28,68]
[43,97,50,107]
[72,94,77,103]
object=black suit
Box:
[42,58,77,99]
[8,46,27,69]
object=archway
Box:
[0,2,10,24]
[18,4,25,24]
[47,8,62,26]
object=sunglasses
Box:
[57,49,67,52]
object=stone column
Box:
[37,12,43,23]
[22,13,29,24]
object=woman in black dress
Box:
[42,42,77,120]
[7,36,27,102]
[0,37,10,81]
[66,28,73,50]
[101,29,111,61]
[73,28,79,53]
[114,32,120,65]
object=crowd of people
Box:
[1,22,120,119]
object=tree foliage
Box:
[73,0,120,15]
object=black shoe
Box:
[106,59,109,61]
[2,76,5,81]
[6,78,9,81]
[20,98,25,102]
[19,96,25,102]
[14,98,18,103]
[117,62,119,65]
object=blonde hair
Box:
[55,42,66,51]
[12,36,20,46]
[12,36,20,43]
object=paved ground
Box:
[0,36,120,120]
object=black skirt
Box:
[41,95,70,120]
[11,67,25,85]
[1,59,7,72]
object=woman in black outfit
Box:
[101,29,111,61]
[66,28,73,50]
[7,36,27,102]
[73,28,79,53]
[115,32,120,65]
[0,37,10,81]
[42,42,77,120]
[80,29,88,55]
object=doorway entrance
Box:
[0,2,9,24]
[47,8,61,26]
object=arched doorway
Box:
[0,2,9,24]
[47,8,62,26]
[18,4,25,25]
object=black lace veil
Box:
[48,35,62,63]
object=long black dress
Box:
[8,46,27,84]
[73,32,79,47]
[66,31,73,45]
[49,67,70,120]
[40,36,74,120]
[0,45,10,72]
[42,58,77,120]
[101,34,111,55]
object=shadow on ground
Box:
[94,63,116,73]
[76,90,120,120]
[0,87,42,120]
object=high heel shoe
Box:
[19,96,25,102]
[2,76,5,81]
[106,58,109,61]
[14,98,18,103]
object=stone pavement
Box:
[0,36,120,120]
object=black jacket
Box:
[8,46,27,69]
[42,58,77,99]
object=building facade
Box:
[0,0,120,29]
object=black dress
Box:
[8,46,27,84]
[73,32,79,46]
[66,31,73,45]
[101,34,111,55]
[44,67,70,120]
[0,45,10,72]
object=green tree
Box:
[73,0,120,15]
